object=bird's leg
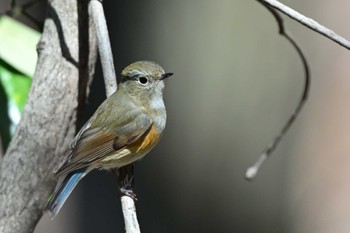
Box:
[114,164,137,201]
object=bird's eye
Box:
[138,77,148,85]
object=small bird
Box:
[44,61,173,219]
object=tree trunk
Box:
[0,0,97,232]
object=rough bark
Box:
[0,0,97,232]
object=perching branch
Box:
[121,196,141,233]
[245,2,310,180]
[115,165,141,233]
[257,0,350,50]
[89,0,117,96]
[88,1,140,232]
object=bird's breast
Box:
[149,95,166,132]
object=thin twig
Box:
[5,0,44,30]
[115,165,141,233]
[121,196,141,233]
[89,1,140,232]
[257,0,350,50]
[245,3,310,181]
[89,0,117,97]
[22,10,43,29]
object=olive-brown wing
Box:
[54,115,152,176]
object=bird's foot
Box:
[120,185,137,201]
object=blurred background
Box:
[1,0,350,232]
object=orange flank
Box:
[130,124,161,154]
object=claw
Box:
[120,187,137,201]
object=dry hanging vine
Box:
[245,2,310,180]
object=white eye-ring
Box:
[138,77,148,85]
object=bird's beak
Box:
[161,72,174,80]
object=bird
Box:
[44,60,173,219]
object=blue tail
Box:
[44,170,86,219]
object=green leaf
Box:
[0,60,31,150]
[0,16,38,152]
[0,70,11,151]
[0,16,40,77]
[0,61,31,113]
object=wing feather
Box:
[54,94,153,176]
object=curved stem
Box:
[257,0,350,50]
[245,3,310,181]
